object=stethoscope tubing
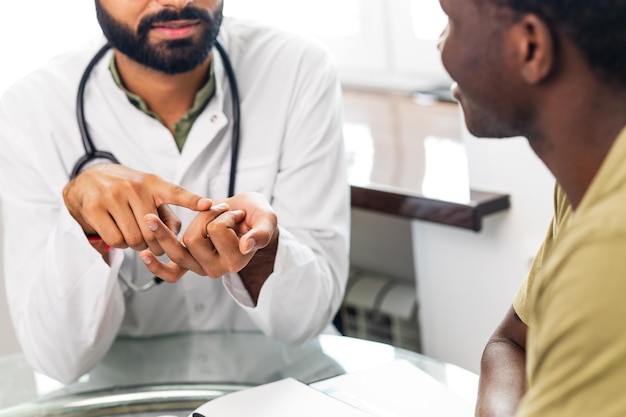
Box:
[72,38,241,292]
[71,38,240,198]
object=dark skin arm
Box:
[475,305,528,417]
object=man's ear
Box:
[510,14,555,84]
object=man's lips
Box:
[150,19,200,39]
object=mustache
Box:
[137,7,216,37]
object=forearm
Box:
[19,271,124,383]
[5,204,126,383]
[476,337,527,417]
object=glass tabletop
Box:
[0,331,477,417]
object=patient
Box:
[437,0,626,415]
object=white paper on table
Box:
[310,359,475,417]
[189,377,372,417]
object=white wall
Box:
[226,0,450,92]
[350,208,415,282]
[413,130,555,373]
[347,123,555,374]
[0,3,101,95]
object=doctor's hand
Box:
[139,192,279,304]
[63,163,212,255]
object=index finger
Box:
[151,179,213,212]
[143,213,205,275]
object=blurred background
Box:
[0,0,450,96]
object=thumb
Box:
[240,221,276,255]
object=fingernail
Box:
[146,221,158,232]
[244,238,256,254]
[140,254,152,265]
[213,203,229,210]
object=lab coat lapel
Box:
[91,55,181,181]
[88,37,233,188]
[174,40,231,186]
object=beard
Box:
[95,0,223,74]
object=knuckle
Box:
[201,261,223,278]
[80,199,101,217]
[205,268,224,279]
[124,230,147,249]
[129,242,148,251]
[182,233,201,248]
[142,172,159,185]
[169,253,189,266]
[171,185,188,199]
[107,236,128,249]
[205,222,220,236]
[127,238,147,251]
[122,178,145,197]
[227,258,246,273]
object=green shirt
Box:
[514,183,572,324]
[515,127,626,417]
[109,57,215,152]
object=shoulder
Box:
[1,37,106,109]
[0,37,109,156]
[540,194,626,303]
[221,18,337,72]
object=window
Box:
[0,0,449,95]
[225,0,451,91]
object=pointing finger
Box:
[152,179,212,212]
[143,213,205,275]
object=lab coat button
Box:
[210,114,218,123]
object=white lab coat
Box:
[0,18,350,383]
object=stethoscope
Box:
[72,38,241,292]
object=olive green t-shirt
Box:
[513,183,572,323]
[515,127,626,417]
[109,57,215,152]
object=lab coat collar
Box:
[88,37,232,184]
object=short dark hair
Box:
[493,0,626,87]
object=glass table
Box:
[0,331,477,417]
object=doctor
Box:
[0,0,350,383]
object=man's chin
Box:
[465,125,516,140]
[461,115,507,139]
